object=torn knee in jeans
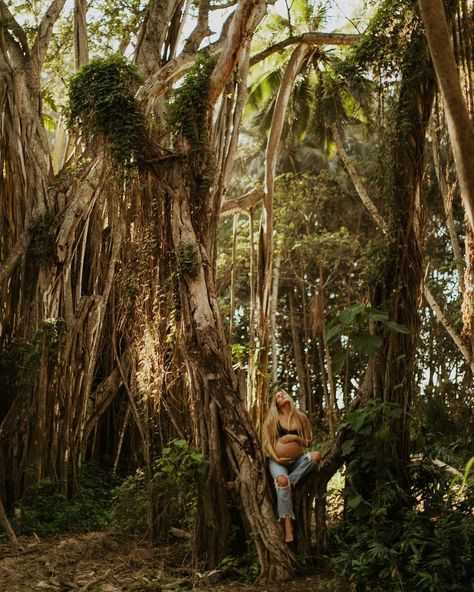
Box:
[275,475,290,488]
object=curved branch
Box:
[0,232,30,287]
[31,0,67,72]
[0,0,29,56]
[208,0,269,105]
[220,188,264,216]
[250,32,362,67]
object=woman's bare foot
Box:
[284,515,293,543]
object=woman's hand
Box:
[279,434,300,444]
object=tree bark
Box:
[419,0,474,235]
[249,43,309,431]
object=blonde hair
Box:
[262,390,308,455]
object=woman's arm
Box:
[279,416,312,447]
[266,441,292,464]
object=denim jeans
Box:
[268,453,317,520]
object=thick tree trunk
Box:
[169,171,293,579]
[419,0,474,235]
[376,29,436,470]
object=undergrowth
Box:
[328,400,474,592]
[5,462,116,537]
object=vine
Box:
[167,50,218,214]
[67,55,145,165]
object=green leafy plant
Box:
[326,304,409,373]
[8,463,115,536]
[153,438,207,532]
[67,55,145,165]
[112,439,208,538]
[175,242,200,278]
[330,401,474,592]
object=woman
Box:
[262,389,321,543]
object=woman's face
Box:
[275,390,291,409]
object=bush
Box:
[112,438,207,538]
[8,463,116,536]
[329,401,474,592]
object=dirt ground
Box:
[0,531,351,592]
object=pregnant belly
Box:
[274,439,303,460]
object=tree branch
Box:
[208,0,270,105]
[31,0,67,72]
[250,32,361,67]
[140,0,213,99]
[0,232,30,287]
[220,188,264,216]
[0,0,29,56]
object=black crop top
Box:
[277,421,299,437]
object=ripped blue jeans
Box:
[268,453,317,520]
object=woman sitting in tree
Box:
[263,389,322,543]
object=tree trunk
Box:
[419,0,474,235]
[168,170,293,579]
[0,497,22,549]
[250,43,309,432]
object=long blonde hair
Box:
[262,390,307,455]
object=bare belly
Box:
[274,439,303,461]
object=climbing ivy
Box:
[67,55,145,165]
[167,50,218,215]
[167,50,217,153]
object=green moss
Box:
[175,242,200,278]
[67,55,145,165]
[167,50,217,153]
[167,50,217,212]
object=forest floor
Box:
[0,530,351,592]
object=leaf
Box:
[325,322,343,342]
[366,306,389,322]
[339,303,365,325]
[173,439,188,449]
[342,439,355,456]
[348,412,365,433]
[348,493,363,508]
[353,335,382,356]
[331,349,348,374]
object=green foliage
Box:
[167,50,217,211]
[338,0,421,79]
[167,50,216,153]
[67,55,145,165]
[8,463,115,536]
[0,318,66,397]
[153,438,207,531]
[326,304,409,372]
[28,213,56,264]
[112,468,148,533]
[175,242,200,278]
[330,401,474,591]
[112,439,207,538]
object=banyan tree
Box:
[1,0,473,582]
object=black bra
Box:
[277,421,299,437]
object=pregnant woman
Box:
[263,389,321,543]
